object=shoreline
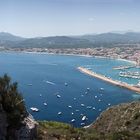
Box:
[0,50,136,65]
[78,67,140,94]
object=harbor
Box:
[78,67,140,94]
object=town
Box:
[1,45,140,66]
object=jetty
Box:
[77,67,140,94]
[113,65,135,70]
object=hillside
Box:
[16,36,92,48]
[0,32,25,41]
[0,32,26,48]
[90,101,140,135]
[81,32,140,44]
[37,101,140,140]
[1,32,140,48]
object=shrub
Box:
[0,74,27,127]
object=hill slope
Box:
[37,101,140,140]
[1,32,140,48]
[0,32,25,41]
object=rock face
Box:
[15,114,38,140]
[0,105,7,140]
[90,101,140,134]
[0,105,37,140]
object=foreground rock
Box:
[0,105,38,140]
[0,74,38,140]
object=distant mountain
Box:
[0,32,25,41]
[1,32,140,48]
[81,32,140,44]
[0,32,26,48]
[12,36,93,48]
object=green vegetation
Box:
[37,121,102,140]
[37,121,140,140]
[0,74,27,127]
[37,101,140,140]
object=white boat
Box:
[58,112,62,115]
[28,84,32,86]
[87,106,92,109]
[56,94,61,98]
[87,88,90,90]
[82,116,87,121]
[43,103,47,106]
[85,91,88,94]
[95,95,98,98]
[73,98,76,100]
[98,99,101,102]
[64,82,68,86]
[46,81,55,85]
[108,103,111,106]
[81,104,85,107]
[30,107,39,112]
[68,105,72,108]
[40,94,42,97]
[75,109,79,112]
[71,112,74,115]
[71,119,75,122]
[100,88,104,90]
[92,107,96,110]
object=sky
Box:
[0,0,140,37]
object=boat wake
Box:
[44,80,56,85]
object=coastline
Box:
[0,50,136,65]
[78,67,140,94]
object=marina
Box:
[119,71,140,79]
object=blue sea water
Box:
[0,52,139,127]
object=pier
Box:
[113,65,135,70]
[78,67,140,94]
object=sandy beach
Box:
[78,67,140,94]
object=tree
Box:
[0,74,27,127]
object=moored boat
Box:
[30,107,39,112]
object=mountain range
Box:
[0,32,140,48]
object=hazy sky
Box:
[0,0,140,37]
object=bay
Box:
[0,52,139,127]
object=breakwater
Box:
[78,67,140,94]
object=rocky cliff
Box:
[0,74,38,140]
[0,105,37,140]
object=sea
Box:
[0,52,139,127]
